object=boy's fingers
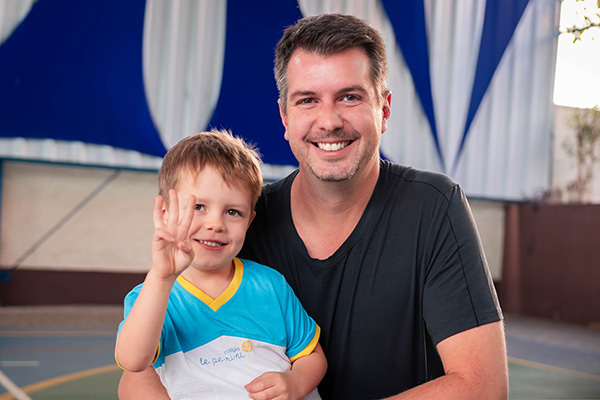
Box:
[153,227,174,243]
[152,196,165,229]
[179,195,196,234]
[167,189,179,227]
[176,238,192,253]
[245,375,273,393]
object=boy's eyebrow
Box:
[192,195,252,209]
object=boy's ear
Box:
[162,206,168,224]
[248,210,256,227]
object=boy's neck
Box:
[181,260,236,300]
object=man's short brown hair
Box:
[274,13,389,112]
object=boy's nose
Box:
[203,214,225,232]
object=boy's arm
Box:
[118,368,171,400]
[115,271,176,371]
[115,191,195,372]
[245,343,327,400]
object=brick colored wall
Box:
[502,203,600,325]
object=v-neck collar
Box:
[282,166,380,267]
[176,258,244,311]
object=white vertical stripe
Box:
[143,0,226,150]
[454,0,559,199]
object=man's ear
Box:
[381,91,392,134]
[278,99,289,140]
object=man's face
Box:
[279,47,391,182]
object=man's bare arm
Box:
[383,321,508,400]
[118,368,170,400]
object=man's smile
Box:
[315,141,351,151]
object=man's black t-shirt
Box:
[240,160,502,400]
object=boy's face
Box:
[164,165,255,274]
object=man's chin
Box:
[311,166,357,182]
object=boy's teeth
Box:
[317,142,348,151]
[199,240,222,247]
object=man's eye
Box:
[342,94,359,102]
[297,98,313,105]
[194,204,205,211]
[226,209,241,217]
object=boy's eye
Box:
[194,204,205,211]
[226,209,241,217]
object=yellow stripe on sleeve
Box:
[289,325,321,363]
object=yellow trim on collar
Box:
[176,258,244,312]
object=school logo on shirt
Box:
[242,340,253,353]
[199,339,254,367]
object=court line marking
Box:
[0,362,39,368]
[0,364,120,400]
[508,356,600,382]
[0,369,32,400]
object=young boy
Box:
[115,129,326,400]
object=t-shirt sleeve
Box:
[117,284,142,338]
[275,273,320,361]
[422,185,502,345]
[116,284,164,367]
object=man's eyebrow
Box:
[289,86,369,99]
[336,86,368,96]
[289,90,316,99]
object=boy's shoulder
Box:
[124,282,144,300]
[238,258,287,284]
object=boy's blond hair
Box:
[158,129,263,208]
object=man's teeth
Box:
[317,141,349,151]
[198,240,223,247]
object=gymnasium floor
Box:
[0,306,599,399]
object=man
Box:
[119,13,508,399]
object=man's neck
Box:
[290,160,380,260]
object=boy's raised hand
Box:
[151,189,196,280]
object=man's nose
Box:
[317,102,343,132]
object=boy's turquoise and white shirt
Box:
[118,258,321,400]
